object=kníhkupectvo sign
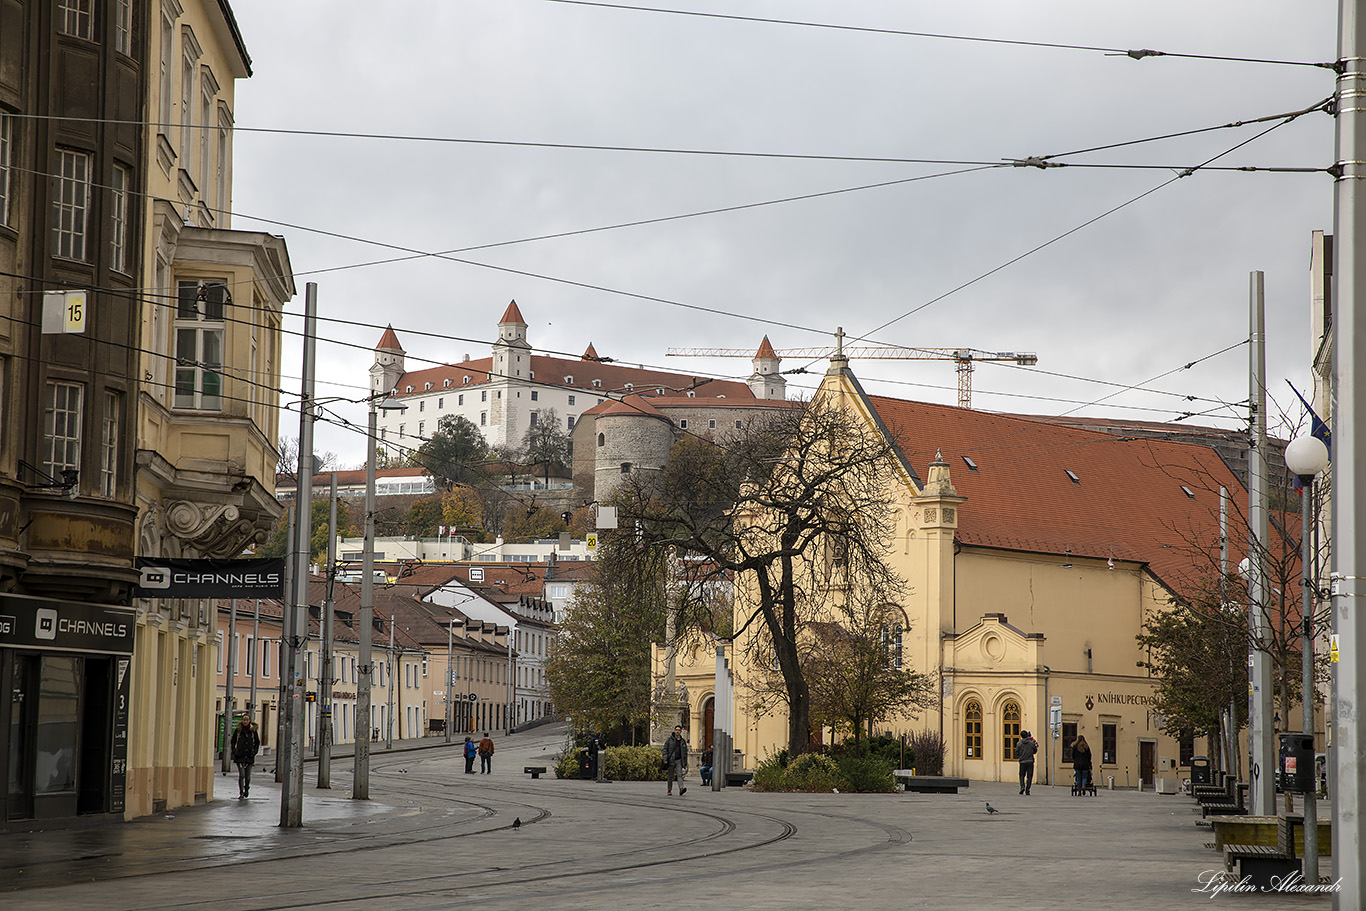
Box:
[135,557,286,598]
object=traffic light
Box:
[561,511,572,524]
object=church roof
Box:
[375,325,404,352]
[755,336,778,360]
[499,300,526,325]
[582,343,599,361]
[867,394,1250,599]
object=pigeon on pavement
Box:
[512,817,522,831]
[986,803,999,814]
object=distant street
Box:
[0,725,1275,910]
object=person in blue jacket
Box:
[463,735,478,774]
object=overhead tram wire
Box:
[534,0,1336,69]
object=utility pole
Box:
[1247,272,1275,816]
[318,474,337,788]
[387,615,395,749]
[250,599,260,728]
[1331,1,1366,901]
[505,626,514,736]
[281,282,318,828]
[275,504,293,783]
[355,396,382,800]
[222,599,236,774]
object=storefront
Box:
[1,594,135,826]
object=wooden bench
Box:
[893,771,970,794]
[1224,843,1299,888]
[724,771,754,787]
[524,766,548,779]
[1201,783,1248,818]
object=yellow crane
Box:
[667,328,1038,409]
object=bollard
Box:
[1108,776,1115,790]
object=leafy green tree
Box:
[415,416,489,488]
[545,533,669,743]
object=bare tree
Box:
[620,396,907,756]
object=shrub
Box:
[836,754,895,792]
[785,752,841,792]
[554,744,667,780]
[905,730,946,776]
[751,751,789,791]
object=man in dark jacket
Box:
[230,715,261,799]
[663,725,688,796]
[1016,730,1038,795]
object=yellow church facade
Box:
[665,361,1242,788]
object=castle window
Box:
[708,420,716,429]
[425,382,433,390]
[531,391,538,401]
[564,376,573,384]
[592,379,602,388]
[620,462,632,474]
[481,391,487,402]
[597,433,605,448]
[463,376,470,385]
[406,386,413,393]
[458,394,464,406]
[624,383,633,392]
[679,420,688,429]
[419,400,424,412]
[444,378,452,387]
[438,398,444,409]
[735,420,742,429]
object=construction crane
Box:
[667,328,1038,409]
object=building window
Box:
[1002,700,1021,760]
[418,421,424,436]
[43,381,84,478]
[444,378,452,387]
[964,700,982,759]
[708,419,716,429]
[679,420,687,429]
[1179,734,1195,767]
[568,395,575,406]
[735,420,742,429]
[481,390,487,402]
[480,412,486,426]
[463,376,470,385]
[419,400,424,412]
[531,390,538,401]
[181,48,195,167]
[1061,722,1078,763]
[57,0,93,39]
[174,281,227,410]
[159,14,173,129]
[113,0,133,53]
[620,462,631,474]
[216,111,230,218]
[261,641,271,677]
[111,164,131,272]
[881,623,903,669]
[100,391,118,497]
[567,416,575,430]
[1102,723,1117,765]
[52,149,92,260]
[597,433,605,447]
[438,398,444,409]
[399,424,405,437]
[0,112,12,226]
[458,394,463,406]
[529,411,538,427]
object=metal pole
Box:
[275,505,293,782]
[355,401,378,799]
[318,474,337,788]
[505,626,513,736]
[1332,2,1366,901]
[281,282,318,828]
[387,615,395,749]
[1221,488,1237,776]
[446,620,454,743]
[1247,271,1275,816]
[222,599,236,774]
[250,598,259,725]
[1302,475,1321,884]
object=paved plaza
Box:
[0,726,1337,910]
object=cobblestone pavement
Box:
[0,728,1335,909]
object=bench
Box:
[524,766,548,779]
[1224,843,1299,888]
[1201,783,1248,818]
[893,772,970,794]
[725,771,754,786]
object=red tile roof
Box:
[868,395,1246,598]
[500,300,526,325]
[376,325,403,352]
[756,336,777,359]
[583,343,599,361]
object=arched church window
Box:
[1002,700,1021,760]
[965,700,982,759]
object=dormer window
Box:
[444,378,452,387]
[463,376,471,385]
[564,376,573,384]
[656,388,664,395]
[963,456,979,472]
[624,383,633,392]
[405,385,413,393]
[592,379,602,388]
[687,391,695,398]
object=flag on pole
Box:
[1287,380,1331,452]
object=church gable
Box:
[946,613,1043,674]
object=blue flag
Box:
[1287,381,1331,452]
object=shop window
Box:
[1102,723,1117,765]
[1179,734,1195,767]
[1061,722,1078,763]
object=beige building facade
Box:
[128,0,292,819]
[665,360,1245,788]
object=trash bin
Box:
[1278,734,1315,793]
[1189,756,1211,786]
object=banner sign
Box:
[0,594,135,654]
[135,557,286,598]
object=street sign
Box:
[468,693,477,701]
[42,290,88,334]
[586,533,598,550]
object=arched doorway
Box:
[701,697,714,749]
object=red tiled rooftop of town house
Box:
[868,395,1250,599]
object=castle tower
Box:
[492,299,531,382]
[371,325,405,396]
[748,335,786,400]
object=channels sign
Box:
[134,557,286,598]
[0,594,136,655]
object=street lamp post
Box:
[1287,433,1330,886]
[356,392,405,800]
[446,619,455,744]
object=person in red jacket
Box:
[478,733,495,774]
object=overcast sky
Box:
[228,1,1339,468]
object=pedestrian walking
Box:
[478,732,495,773]
[663,724,689,796]
[1016,730,1038,795]
[1071,735,1093,794]
[230,714,260,799]
[463,736,477,774]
